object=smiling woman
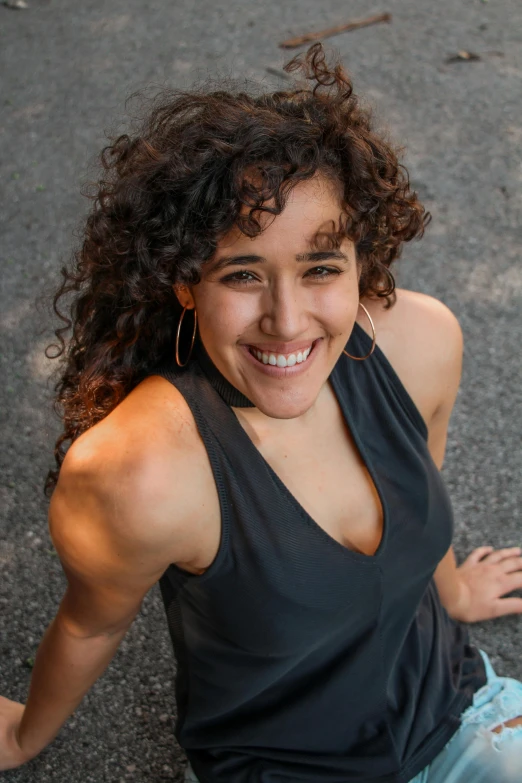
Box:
[174,175,362,418]
[40,43,427,475]
[1,43,522,783]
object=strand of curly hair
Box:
[43,43,430,497]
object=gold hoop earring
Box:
[343,302,376,361]
[175,306,198,367]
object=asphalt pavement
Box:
[1,0,521,781]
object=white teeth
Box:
[250,345,313,368]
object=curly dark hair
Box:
[44,43,430,496]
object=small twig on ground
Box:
[445,50,504,64]
[446,51,481,63]
[2,0,28,8]
[279,12,391,49]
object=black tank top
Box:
[150,322,486,783]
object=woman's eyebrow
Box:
[211,249,348,272]
[295,250,348,263]
[210,255,264,272]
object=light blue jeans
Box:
[184,649,522,782]
[410,649,522,782]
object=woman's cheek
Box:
[200,289,259,344]
[311,285,358,332]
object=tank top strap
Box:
[337,320,429,440]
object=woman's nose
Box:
[259,283,309,338]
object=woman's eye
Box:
[220,267,341,285]
[221,270,258,284]
[305,266,342,279]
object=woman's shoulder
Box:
[360,288,463,427]
[362,287,462,339]
[56,375,214,571]
[67,374,203,483]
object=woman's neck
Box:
[231,381,334,444]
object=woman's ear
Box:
[173,284,196,310]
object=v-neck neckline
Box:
[197,334,389,563]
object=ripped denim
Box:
[184,649,522,783]
[410,648,522,782]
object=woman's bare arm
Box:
[367,290,516,620]
[364,289,522,623]
[1,425,200,769]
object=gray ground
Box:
[1,0,521,780]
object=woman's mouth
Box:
[247,342,315,368]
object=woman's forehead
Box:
[217,177,345,248]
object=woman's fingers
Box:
[500,571,522,592]
[499,555,522,574]
[483,546,522,565]
[493,596,522,618]
[464,546,494,565]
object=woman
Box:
[1,44,522,782]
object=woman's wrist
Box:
[0,699,38,772]
[445,577,472,623]
[14,719,46,763]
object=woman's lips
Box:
[240,339,321,376]
[248,344,312,368]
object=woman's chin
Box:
[235,386,320,419]
[228,338,331,416]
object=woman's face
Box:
[176,175,360,419]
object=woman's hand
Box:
[0,696,33,771]
[454,546,522,622]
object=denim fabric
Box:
[410,649,522,782]
[183,649,522,783]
